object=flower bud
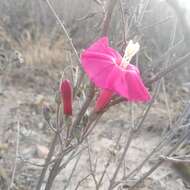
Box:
[95,89,113,112]
[43,104,51,122]
[60,80,73,116]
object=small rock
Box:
[38,122,44,129]
[36,145,49,158]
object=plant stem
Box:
[101,0,118,36]
[108,127,135,190]
[36,133,58,190]
[44,145,73,190]
[71,84,95,135]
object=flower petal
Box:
[81,51,115,87]
[106,64,151,102]
[86,37,109,52]
[81,37,121,88]
[81,37,122,64]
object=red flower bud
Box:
[60,80,73,116]
[95,89,113,112]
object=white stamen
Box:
[121,40,140,69]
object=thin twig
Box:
[81,111,104,140]
[161,17,177,131]
[18,155,55,167]
[45,0,80,64]
[166,0,190,47]
[63,153,82,190]
[76,12,104,21]
[42,144,80,190]
[47,120,64,152]
[8,120,20,190]
[147,53,190,86]
[136,81,161,131]
[108,105,135,190]
[44,147,71,190]
[162,79,173,127]
[109,129,134,190]
[119,0,127,44]
[101,0,118,36]
[140,16,173,31]
[128,131,190,189]
[36,133,58,190]
[58,146,86,172]
[93,0,103,6]
[139,0,151,24]
[97,133,123,189]
[87,139,98,189]
[160,156,190,164]
[75,174,91,190]
[71,84,95,136]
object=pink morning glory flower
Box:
[80,37,151,111]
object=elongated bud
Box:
[95,89,113,112]
[60,80,73,116]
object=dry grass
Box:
[0,18,69,67]
[20,35,68,66]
